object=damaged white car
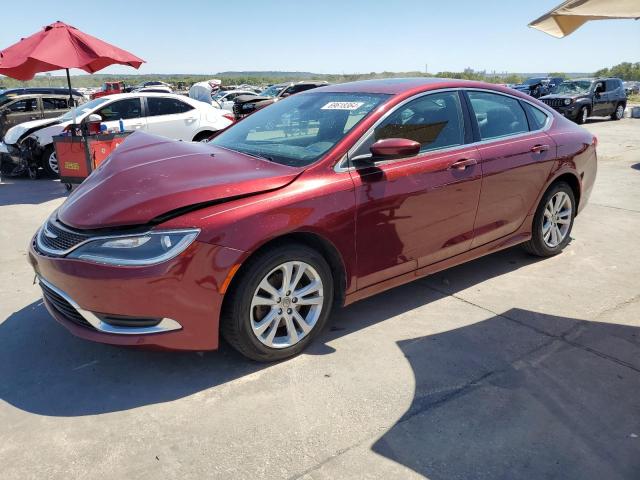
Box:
[0,92,233,178]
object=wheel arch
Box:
[223,231,348,310]
[547,172,581,213]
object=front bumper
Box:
[0,141,22,164]
[29,238,245,351]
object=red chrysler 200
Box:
[29,78,597,361]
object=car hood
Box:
[57,132,302,230]
[3,117,61,144]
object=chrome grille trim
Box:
[38,276,183,335]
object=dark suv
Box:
[539,78,626,124]
[233,81,329,120]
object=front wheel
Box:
[575,106,589,125]
[221,244,334,361]
[523,182,575,257]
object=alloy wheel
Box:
[581,107,588,124]
[542,191,572,248]
[49,150,59,174]
[616,105,624,120]
[250,261,324,349]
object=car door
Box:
[591,81,609,116]
[95,97,145,132]
[348,90,481,288]
[1,97,41,133]
[465,90,556,248]
[144,97,198,140]
[42,96,70,120]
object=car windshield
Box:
[59,97,110,122]
[259,85,286,98]
[210,92,390,167]
[525,77,545,85]
[554,81,592,95]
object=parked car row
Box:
[510,76,629,124]
[0,92,233,177]
[538,77,627,124]
[512,77,565,98]
[232,81,329,120]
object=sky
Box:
[1,0,639,77]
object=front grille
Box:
[37,219,90,255]
[540,98,566,108]
[40,281,94,329]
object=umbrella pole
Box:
[65,68,77,125]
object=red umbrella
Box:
[0,21,144,104]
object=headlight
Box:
[67,229,199,266]
[563,98,572,106]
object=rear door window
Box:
[43,98,69,110]
[467,91,529,140]
[146,97,194,116]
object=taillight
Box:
[592,135,598,148]
[222,113,235,122]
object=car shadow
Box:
[371,310,640,479]
[631,162,640,171]
[0,177,69,206]
[0,246,545,418]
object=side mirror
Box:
[370,138,420,159]
[280,92,291,98]
[87,114,102,122]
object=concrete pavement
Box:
[0,118,639,479]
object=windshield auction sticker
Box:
[321,102,364,110]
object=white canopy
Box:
[529,0,640,37]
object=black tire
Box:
[575,106,588,125]
[523,181,575,257]
[192,131,214,142]
[221,243,334,362]
[41,145,59,178]
[611,103,625,121]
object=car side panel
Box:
[159,169,360,295]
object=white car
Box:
[212,90,258,111]
[1,92,233,176]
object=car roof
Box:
[318,77,516,95]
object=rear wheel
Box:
[523,182,575,257]
[221,244,334,361]
[611,103,625,121]
[41,145,59,177]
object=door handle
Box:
[448,158,477,171]
[530,144,550,153]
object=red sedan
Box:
[28,78,597,361]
